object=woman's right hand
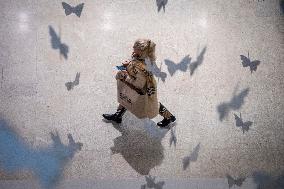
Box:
[115,70,128,80]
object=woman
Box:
[103,39,176,127]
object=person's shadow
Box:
[108,113,169,175]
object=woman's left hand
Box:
[122,60,130,67]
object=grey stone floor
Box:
[0,0,283,189]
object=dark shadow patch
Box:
[226,174,246,188]
[49,26,69,59]
[164,55,191,76]
[62,2,84,17]
[169,126,177,147]
[65,72,80,91]
[217,86,249,121]
[150,62,167,82]
[240,51,261,74]
[253,171,284,189]
[182,143,200,171]
[189,47,207,76]
[0,119,82,189]
[110,117,168,175]
[281,0,284,14]
[156,0,168,12]
[233,112,253,133]
[141,175,165,189]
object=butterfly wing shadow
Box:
[217,102,230,121]
[49,26,61,49]
[156,0,168,12]
[179,55,191,72]
[230,88,249,110]
[151,63,167,82]
[240,55,250,68]
[164,59,177,76]
[250,60,260,73]
[169,127,177,147]
[155,181,165,189]
[65,82,74,91]
[59,43,69,59]
[242,121,253,133]
[73,72,80,86]
[145,175,156,188]
[234,113,243,127]
[164,55,191,76]
[74,3,84,17]
[226,174,235,188]
[49,25,69,59]
[190,47,207,76]
[190,143,200,161]
[67,133,83,152]
[62,2,73,16]
[182,143,200,170]
[158,72,167,82]
[65,73,79,91]
[182,156,191,170]
[235,177,246,186]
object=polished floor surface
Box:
[0,0,283,189]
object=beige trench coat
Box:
[116,59,159,119]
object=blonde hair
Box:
[133,39,156,63]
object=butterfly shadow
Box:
[189,47,207,76]
[48,25,69,59]
[240,51,261,74]
[62,2,84,17]
[141,175,165,189]
[0,119,83,189]
[156,0,168,12]
[65,72,80,91]
[109,113,168,175]
[233,112,253,134]
[182,143,201,171]
[217,86,250,121]
[148,61,167,83]
[169,126,177,147]
[281,0,284,14]
[226,174,246,189]
[252,171,284,189]
[164,55,191,76]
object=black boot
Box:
[157,115,176,127]
[102,107,126,123]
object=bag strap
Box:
[135,63,153,77]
